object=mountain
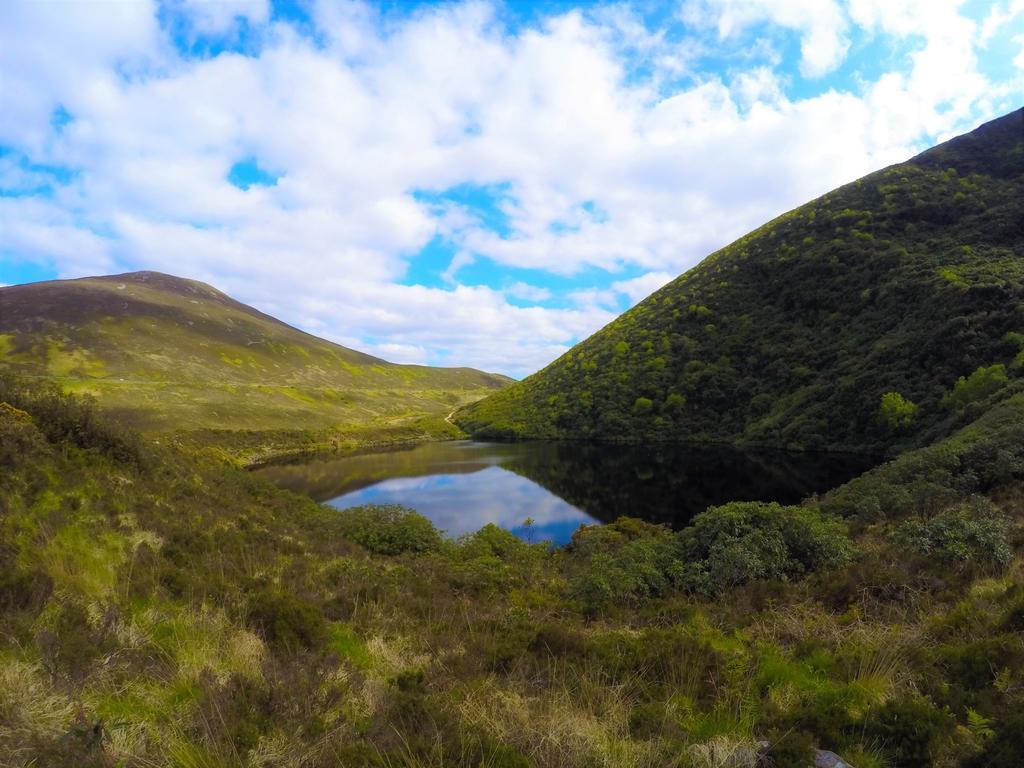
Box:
[0,271,510,434]
[457,108,1024,453]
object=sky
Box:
[1,1,1022,377]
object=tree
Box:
[634,397,653,414]
[944,364,1008,410]
[879,391,918,431]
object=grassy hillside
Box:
[3,362,1024,766]
[457,108,1024,453]
[0,271,509,453]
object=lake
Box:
[254,440,876,545]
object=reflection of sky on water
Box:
[326,465,596,544]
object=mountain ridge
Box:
[456,107,1024,453]
[0,270,511,435]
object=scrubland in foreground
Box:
[2,375,1024,767]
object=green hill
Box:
[457,108,1024,453]
[0,271,510,440]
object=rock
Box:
[815,749,855,768]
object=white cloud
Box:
[0,0,1014,376]
[506,282,553,302]
[850,0,992,143]
[173,0,270,36]
[980,0,1024,44]
[683,0,850,77]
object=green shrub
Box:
[677,502,854,595]
[567,518,679,615]
[448,524,542,593]
[867,698,954,768]
[333,504,442,555]
[765,728,816,767]
[568,539,678,616]
[456,523,532,562]
[879,391,918,431]
[895,499,1011,572]
[0,402,49,470]
[0,374,140,464]
[963,709,1024,767]
[634,396,653,414]
[944,364,1008,410]
[247,589,326,651]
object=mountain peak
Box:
[910,105,1024,178]
[0,271,510,432]
[89,270,229,299]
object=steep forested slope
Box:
[0,271,509,434]
[458,108,1024,452]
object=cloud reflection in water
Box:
[326,465,596,544]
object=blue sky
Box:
[1,0,1022,376]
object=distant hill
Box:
[0,271,510,433]
[457,108,1024,453]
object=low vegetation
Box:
[3,373,1024,767]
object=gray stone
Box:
[815,750,855,768]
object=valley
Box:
[2,108,1024,767]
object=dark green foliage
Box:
[446,523,545,594]
[568,536,677,616]
[566,519,680,615]
[867,698,955,768]
[38,601,109,682]
[0,401,49,471]
[963,709,1024,767]
[823,394,1024,521]
[246,588,327,651]
[896,498,1011,572]
[765,728,816,767]
[677,502,854,595]
[0,374,140,465]
[458,109,1024,453]
[332,504,442,555]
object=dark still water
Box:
[254,441,875,545]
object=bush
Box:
[677,502,854,596]
[765,728,816,768]
[0,374,140,464]
[567,519,679,616]
[867,698,954,768]
[0,402,49,470]
[944,364,1008,410]
[879,391,918,431]
[634,396,654,414]
[247,589,327,651]
[963,709,1024,767]
[895,498,1011,572]
[448,524,542,593]
[333,504,442,555]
